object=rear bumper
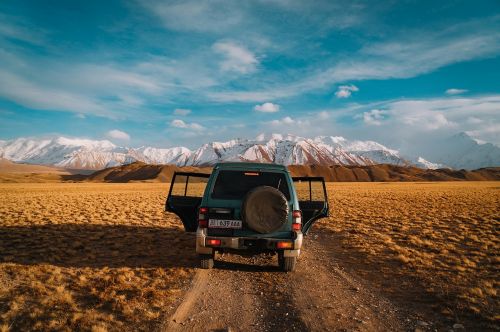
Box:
[196,228,302,257]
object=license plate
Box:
[208,219,242,229]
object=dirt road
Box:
[163,228,412,332]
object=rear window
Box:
[211,170,290,200]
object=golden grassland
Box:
[0,183,196,331]
[0,182,498,330]
[319,182,499,326]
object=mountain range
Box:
[0,133,498,170]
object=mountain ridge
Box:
[0,133,498,170]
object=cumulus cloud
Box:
[171,119,204,130]
[267,116,309,127]
[174,108,191,116]
[362,109,387,126]
[107,129,130,141]
[335,84,359,98]
[446,88,468,95]
[212,41,258,74]
[254,102,280,113]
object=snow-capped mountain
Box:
[415,132,500,170]
[0,133,496,170]
[0,137,191,170]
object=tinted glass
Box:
[293,179,325,201]
[171,174,208,197]
[211,170,290,200]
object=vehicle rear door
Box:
[165,172,210,232]
[292,177,329,235]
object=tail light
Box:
[292,210,302,231]
[206,239,221,246]
[198,207,208,228]
[277,241,293,249]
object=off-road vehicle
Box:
[165,162,329,271]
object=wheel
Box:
[278,251,284,267]
[279,253,296,272]
[199,254,214,269]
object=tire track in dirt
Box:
[163,228,411,331]
[290,232,408,331]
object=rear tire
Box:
[199,254,214,269]
[279,253,296,272]
[278,251,284,267]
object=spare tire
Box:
[241,186,289,233]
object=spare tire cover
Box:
[241,186,289,234]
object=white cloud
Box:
[107,129,130,141]
[267,116,309,127]
[335,84,359,98]
[254,95,500,148]
[171,119,204,130]
[0,14,47,46]
[362,109,387,126]
[467,116,482,124]
[0,69,113,117]
[212,41,258,74]
[400,111,453,130]
[174,108,191,116]
[318,111,330,119]
[0,43,220,119]
[140,1,243,33]
[466,124,500,143]
[446,88,468,95]
[208,19,500,102]
[190,123,204,130]
[254,102,280,113]
[348,95,500,147]
[171,119,188,128]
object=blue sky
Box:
[0,0,499,151]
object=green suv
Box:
[165,162,329,271]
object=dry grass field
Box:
[0,182,498,330]
[319,182,499,327]
[0,183,196,331]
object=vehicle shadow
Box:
[0,224,198,269]
[214,254,281,272]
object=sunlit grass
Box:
[0,183,196,331]
[320,182,499,324]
